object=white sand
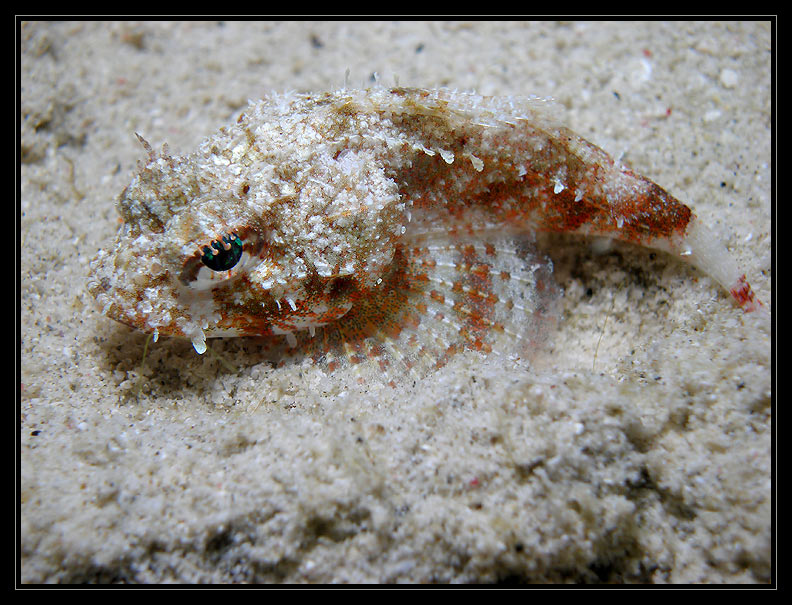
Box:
[20,21,771,583]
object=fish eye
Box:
[200,233,243,271]
[179,230,261,288]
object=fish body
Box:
[88,87,764,376]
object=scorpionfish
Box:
[87,87,764,378]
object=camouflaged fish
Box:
[87,87,765,378]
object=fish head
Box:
[87,136,405,354]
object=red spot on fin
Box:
[730,274,764,313]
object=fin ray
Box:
[273,234,560,382]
